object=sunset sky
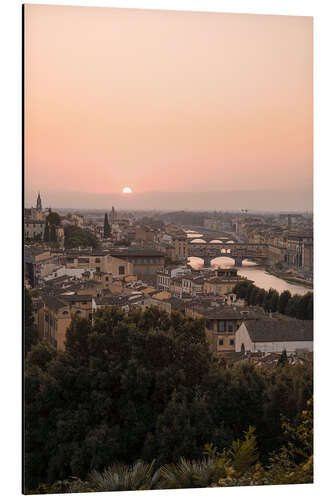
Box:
[24,5,313,210]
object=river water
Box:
[188,256,311,296]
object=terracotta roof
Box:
[42,294,67,311]
[95,295,129,306]
[109,248,164,257]
[61,294,92,303]
[244,319,313,343]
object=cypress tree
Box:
[104,213,111,238]
[50,224,57,242]
[44,220,50,242]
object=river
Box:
[188,256,312,296]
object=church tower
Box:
[36,192,42,211]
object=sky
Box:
[24,5,313,210]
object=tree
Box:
[44,220,50,242]
[269,290,279,313]
[46,210,61,227]
[64,225,99,249]
[50,224,57,243]
[45,210,61,243]
[278,291,291,315]
[65,316,92,362]
[24,307,313,491]
[104,213,111,238]
[24,287,38,357]
[278,349,288,366]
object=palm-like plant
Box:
[88,460,160,491]
[160,456,220,489]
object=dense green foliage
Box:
[24,287,38,357]
[24,307,313,492]
[26,399,313,493]
[44,210,62,243]
[233,280,313,320]
[64,224,99,249]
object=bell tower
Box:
[36,192,42,211]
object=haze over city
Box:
[25,5,312,210]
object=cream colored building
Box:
[64,252,133,276]
[235,319,313,355]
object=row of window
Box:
[219,338,234,346]
[206,320,235,333]
[132,258,160,264]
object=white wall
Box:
[235,323,313,354]
[43,266,95,281]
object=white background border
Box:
[1,0,332,498]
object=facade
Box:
[235,319,313,354]
[171,233,189,261]
[41,294,93,350]
[24,220,45,240]
[135,225,155,243]
[64,251,133,276]
[24,247,54,287]
[185,299,261,355]
[203,268,242,296]
[109,248,165,281]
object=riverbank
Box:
[264,266,313,289]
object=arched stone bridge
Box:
[188,242,268,267]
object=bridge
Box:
[188,242,268,267]
[184,225,240,243]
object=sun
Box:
[122,187,132,194]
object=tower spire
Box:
[36,192,42,211]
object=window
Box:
[219,338,224,345]
[229,339,235,346]
[105,276,109,282]
[228,324,234,333]
[95,258,100,263]
[119,266,125,275]
[218,320,226,332]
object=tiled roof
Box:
[244,319,313,343]
[109,248,164,257]
[42,294,67,311]
[61,294,92,303]
[95,295,129,306]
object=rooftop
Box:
[244,319,313,343]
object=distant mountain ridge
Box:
[25,188,313,211]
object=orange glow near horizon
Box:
[24,5,313,209]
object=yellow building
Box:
[203,268,242,296]
[42,294,92,350]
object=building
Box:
[185,299,261,355]
[203,268,242,296]
[24,246,54,287]
[181,274,204,296]
[109,248,165,281]
[64,251,133,276]
[235,319,313,354]
[135,225,155,243]
[24,219,45,240]
[302,240,313,274]
[41,293,93,350]
[170,233,189,261]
